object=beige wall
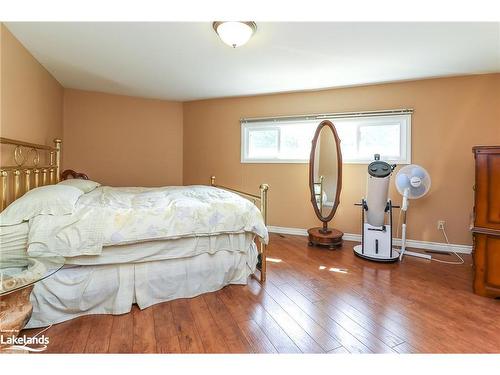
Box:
[0,25,183,187]
[0,23,63,144]
[183,74,500,245]
[63,89,183,186]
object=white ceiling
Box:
[5,22,500,101]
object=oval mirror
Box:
[308,120,343,248]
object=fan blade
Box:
[409,184,426,198]
[411,166,427,179]
[396,173,411,193]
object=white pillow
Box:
[0,185,83,226]
[58,179,101,193]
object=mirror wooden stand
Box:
[308,120,343,249]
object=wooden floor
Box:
[23,233,500,353]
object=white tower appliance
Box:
[353,155,399,262]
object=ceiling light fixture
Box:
[212,21,257,48]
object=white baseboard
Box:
[268,226,309,236]
[267,225,472,254]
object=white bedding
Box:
[0,222,29,260]
[27,243,258,328]
[65,232,254,266]
[27,185,268,258]
[1,184,266,328]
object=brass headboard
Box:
[0,138,61,211]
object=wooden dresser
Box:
[472,146,500,298]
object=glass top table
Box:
[0,254,65,296]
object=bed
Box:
[0,138,269,328]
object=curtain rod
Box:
[241,108,413,123]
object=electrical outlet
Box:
[437,220,445,230]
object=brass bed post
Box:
[1,171,7,211]
[42,169,48,186]
[13,170,21,199]
[210,175,269,283]
[34,169,40,188]
[49,168,55,184]
[24,169,31,192]
[54,139,62,182]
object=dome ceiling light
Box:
[212,21,257,48]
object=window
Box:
[241,121,315,163]
[334,114,411,164]
[241,113,411,164]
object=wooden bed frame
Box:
[0,137,269,283]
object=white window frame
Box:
[334,114,412,164]
[240,111,412,164]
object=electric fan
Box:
[395,164,432,260]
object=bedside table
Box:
[0,254,64,352]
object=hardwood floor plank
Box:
[109,313,133,353]
[312,298,396,353]
[41,325,70,353]
[132,305,156,353]
[66,316,96,353]
[35,315,94,353]
[274,283,372,354]
[157,335,181,354]
[221,287,301,353]
[38,318,86,353]
[248,308,302,354]
[188,296,229,353]
[237,319,278,353]
[203,293,254,353]
[316,292,404,348]
[153,302,181,353]
[240,281,324,353]
[170,299,204,353]
[216,287,251,323]
[84,315,113,353]
[256,279,342,351]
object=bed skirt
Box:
[26,244,258,328]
